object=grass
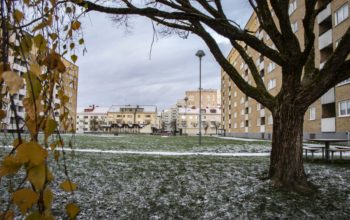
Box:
[1,133,271,153]
[1,134,350,218]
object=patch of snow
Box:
[217,137,268,142]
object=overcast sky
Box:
[75,1,252,111]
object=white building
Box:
[160,106,178,132]
[76,105,109,133]
[177,107,221,135]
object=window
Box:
[339,100,350,116]
[268,62,276,73]
[288,0,297,15]
[240,121,244,128]
[234,112,237,118]
[268,79,277,90]
[291,21,298,33]
[234,123,237,129]
[309,107,316,120]
[240,97,245,104]
[245,120,249,127]
[335,4,349,26]
[260,117,266,126]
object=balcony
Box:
[319,29,332,50]
[321,87,335,104]
[260,109,265,117]
[317,3,331,24]
[321,117,335,132]
[260,125,265,133]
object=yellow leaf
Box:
[32,20,49,32]
[25,211,40,220]
[13,10,24,23]
[24,72,42,99]
[27,163,46,191]
[71,21,81,30]
[45,119,57,141]
[71,55,77,63]
[12,188,38,214]
[20,34,33,57]
[30,63,42,76]
[0,210,14,220]
[49,33,58,41]
[43,188,53,210]
[66,203,79,220]
[33,34,47,52]
[0,155,22,177]
[2,71,24,95]
[23,96,42,121]
[78,38,84,45]
[0,109,6,120]
[60,180,77,192]
[43,53,66,73]
[25,118,39,138]
[16,142,48,166]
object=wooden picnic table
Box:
[307,139,348,161]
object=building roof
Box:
[77,106,109,115]
[108,105,157,113]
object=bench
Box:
[329,147,350,162]
[303,146,325,161]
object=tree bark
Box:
[269,102,315,193]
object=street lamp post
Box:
[196,50,205,145]
[184,97,188,135]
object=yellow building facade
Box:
[107,105,158,127]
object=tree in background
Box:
[69,0,350,192]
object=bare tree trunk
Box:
[269,103,314,193]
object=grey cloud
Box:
[76,3,252,111]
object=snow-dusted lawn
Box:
[55,153,350,218]
[70,134,272,153]
[1,134,350,218]
[1,133,272,153]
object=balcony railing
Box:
[317,3,331,24]
[321,117,335,132]
[319,29,332,50]
[321,87,335,104]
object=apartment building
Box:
[107,105,158,127]
[177,107,221,135]
[76,105,109,133]
[221,0,350,139]
[1,55,78,132]
[185,89,221,109]
[160,107,178,132]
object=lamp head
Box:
[195,50,205,58]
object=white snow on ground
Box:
[217,136,268,142]
[61,148,271,157]
[0,145,269,157]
